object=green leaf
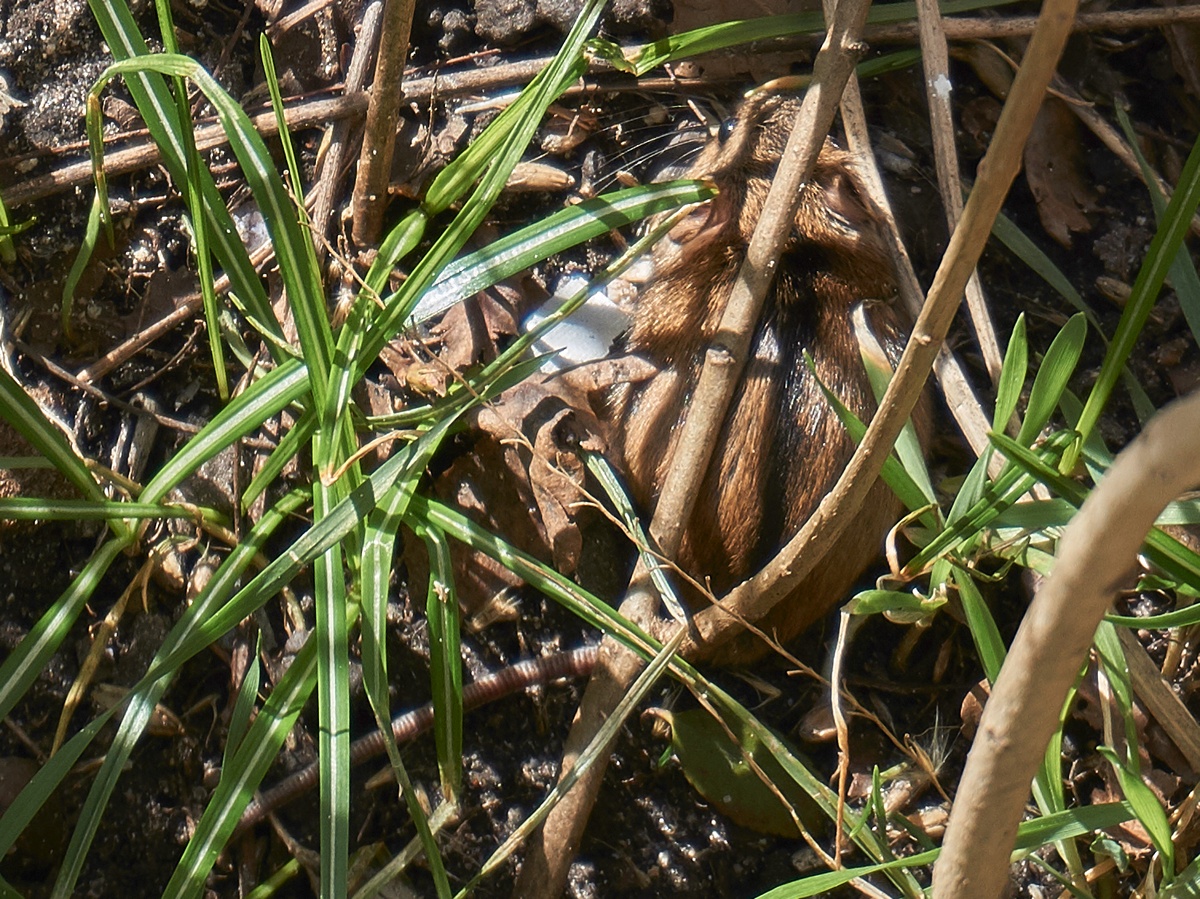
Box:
[994,313,1027,431]
[167,639,320,898]
[92,53,331,395]
[661,708,824,838]
[224,633,262,765]
[599,0,1014,75]
[844,588,946,622]
[1097,747,1174,880]
[0,366,106,510]
[753,803,1137,898]
[408,180,715,326]
[420,526,464,802]
[1070,126,1200,466]
[953,567,1005,682]
[1117,104,1200,348]
[803,352,935,525]
[1017,312,1086,447]
[46,490,307,898]
[0,538,128,723]
[87,0,283,342]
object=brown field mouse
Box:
[610,92,930,665]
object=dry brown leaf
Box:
[1024,97,1097,248]
[558,355,658,395]
[406,369,612,627]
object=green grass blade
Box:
[991,212,1094,320]
[362,209,427,303]
[906,435,1064,573]
[456,632,686,896]
[47,490,307,897]
[167,638,319,898]
[1097,746,1173,878]
[1070,128,1200,467]
[0,712,118,861]
[952,566,1005,681]
[61,193,105,339]
[93,54,332,397]
[1117,105,1200,347]
[943,313,1027,534]
[585,450,690,624]
[991,212,1155,424]
[240,406,317,511]
[0,365,106,507]
[955,560,1076,857]
[360,488,452,897]
[313,512,350,898]
[991,431,1200,593]
[994,313,1027,431]
[86,0,282,340]
[855,319,938,508]
[752,802,1136,898]
[418,0,604,217]
[224,633,262,764]
[1017,312,1086,446]
[140,400,479,691]
[145,0,229,400]
[352,0,606,376]
[804,352,936,524]
[260,34,309,216]
[419,525,463,802]
[0,189,18,264]
[593,0,1015,75]
[408,180,715,324]
[0,498,224,523]
[140,360,309,504]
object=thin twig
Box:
[350,0,415,246]
[1117,626,1200,773]
[308,0,383,264]
[75,241,277,383]
[11,4,1189,211]
[839,70,999,468]
[865,5,1200,43]
[3,93,369,209]
[266,0,335,40]
[916,0,1004,384]
[1051,73,1200,240]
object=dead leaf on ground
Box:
[405,368,612,626]
[1024,97,1098,248]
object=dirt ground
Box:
[2,0,1200,896]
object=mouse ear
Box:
[819,168,877,234]
[664,197,733,258]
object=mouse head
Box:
[658,92,892,290]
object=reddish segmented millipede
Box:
[236,644,599,831]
